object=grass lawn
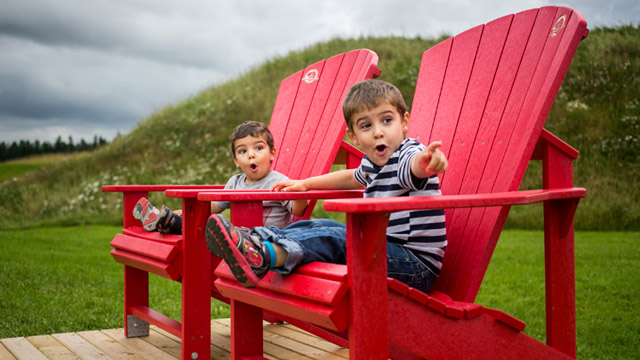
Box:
[0,226,638,359]
[0,153,89,183]
[0,162,49,183]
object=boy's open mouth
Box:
[375,144,387,154]
[250,164,258,170]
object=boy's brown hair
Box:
[342,79,407,132]
[229,121,275,158]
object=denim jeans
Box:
[252,219,436,293]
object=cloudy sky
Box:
[1,0,638,144]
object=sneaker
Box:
[205,214,270,288]
[156,206,179,234]
[133,198,162,231]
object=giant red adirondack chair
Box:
[196,6,588,359]
[102,49,380,360]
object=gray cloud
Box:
[0,0,637,143]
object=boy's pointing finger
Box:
[426,141,442,153]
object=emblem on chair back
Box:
[550,14,567,37]
[302,69,319,83]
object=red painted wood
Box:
[111,249,180,280]
[230,299,263,360]
[130,305,182,338]
[123,266,149,337]
[543,143,578,357]
[323,188,585,212]
[330,6,584,359]
[122,192,148,228]
[197,189,363,202]
[532,129,579,161]
[121,227,182,246]
[215,261,348,306]
[269,70,302,157]
[111,234,179,262]
[428,24,483,159]
[305,50,379,179]
[386,292,572,360]
[408,38,451,141]
[215,277,349,332]
[102,184,224,192]
[346,212,389,359]
[180,198,212,360]
[440,8,539,301]
[275,59,327,175]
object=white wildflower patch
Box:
[566,100,589,111]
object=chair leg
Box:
[543,144,577,358]
[544,199,577,358]
[347,213,390,359]
[181,198,213,360]
[230,300,263,359]
[123,266,149,337]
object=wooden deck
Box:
[0,318,348,359]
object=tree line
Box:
[0,135,108,162]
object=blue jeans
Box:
[252,219,436,293]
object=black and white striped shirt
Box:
[353,138,447,276]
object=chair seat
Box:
[214,261,350,332]
[215,262,526,335]
[110,228,183,281]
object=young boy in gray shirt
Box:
[133,121,307,234]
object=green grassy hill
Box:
[1,26,638,230]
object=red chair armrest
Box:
[323,188,586,213]
[102,184,224,193]
[196,189,364,202]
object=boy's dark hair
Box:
[342,79,407,132]
[229,121,274,158]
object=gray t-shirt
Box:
[214,170,294,228]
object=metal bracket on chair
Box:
[127,315,150,337]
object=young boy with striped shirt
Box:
[205,79,448,292]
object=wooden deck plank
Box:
[140,328,181,359]
[0,342,18,360]
[1,319,349,359]
[272,324,348,358]
[51,333,110,359]
[77,330,139,360]
[101,329,176,360]
[26,335,77,360]
[1,337,48,360]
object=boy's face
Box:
[347,101,409,167]
[232,135,276,183]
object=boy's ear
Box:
[270,147,276,162]
[346,127,360,147]
[403,111,410,133]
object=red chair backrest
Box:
[271,49,379,179]
[408,7,588,301]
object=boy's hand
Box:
[415,141,448,177]
[272,180,308,192]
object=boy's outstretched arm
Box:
[411,141,448,179]
[272,169,362,192]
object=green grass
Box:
[0,226,638,359]
[0,226,230,338]
[0,163,48,183]
[476,230,640,360]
